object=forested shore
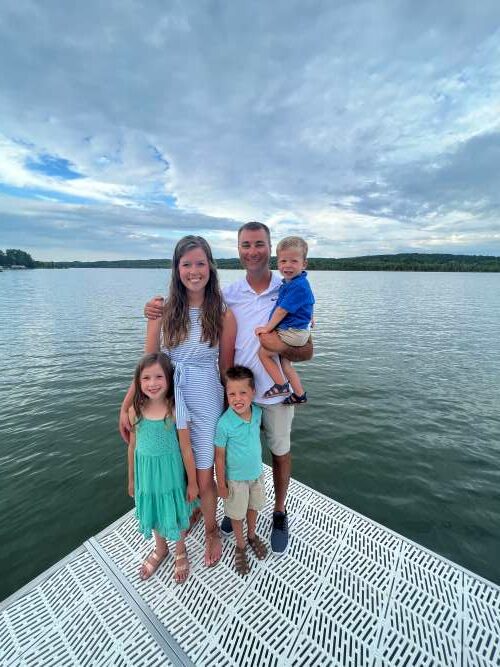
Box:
[2,249,500,272]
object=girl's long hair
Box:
[162,235,224,348]
[132,352,174,425]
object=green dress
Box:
[134,416,198,541]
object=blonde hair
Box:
[276,236,308,260]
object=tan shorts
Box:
[224,475,267,520]
[261,402,294,456]
[277,328,310,346]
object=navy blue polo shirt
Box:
[270,271,315,330]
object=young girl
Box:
[128,352,199,583]
[121,236,236,567]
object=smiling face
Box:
[238,228,271,275]
[277,247,307,281]
[140,362,168,401]
[226,377,255,419]
[178,247,210,297]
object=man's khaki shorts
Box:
[224,475,266,521]
[261,402,294,456]
[277,327,310,346]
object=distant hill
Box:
[32,252,500,272]
[3,248,499,271]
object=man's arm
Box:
[258,332,314,362]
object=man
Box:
[145,222,313,555]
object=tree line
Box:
[0,249,36,268]
[2,249,500,272]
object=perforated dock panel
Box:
[2,466,499,666]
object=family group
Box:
[119,222,315,580]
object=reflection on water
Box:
[1,268,499,600]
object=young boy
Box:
[255,236,315,404]
[215,366,268,575]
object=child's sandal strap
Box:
[248,535,268,560]
[140,550,167,580]
[174,551,190,583]
[283,392,307,405]
[263,382,291,399]
[234,546,250,576]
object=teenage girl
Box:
[128,352,199,583]
[121,236,236,567]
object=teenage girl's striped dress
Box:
[161,307,224,469]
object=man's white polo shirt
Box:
[223,273,284,404]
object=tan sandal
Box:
[174,551,190,584]
[204,528,222,568]
[139,549,168,580]
[248,534,268,560]
[234,546,250,576]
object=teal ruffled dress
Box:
[134,416,198,541]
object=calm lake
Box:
[1,268,499,601]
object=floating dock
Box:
[1,466,499,666]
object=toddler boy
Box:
[255,236,315,404]
[215,366,268,575]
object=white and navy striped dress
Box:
[161,307,224,469]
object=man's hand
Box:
[259,332,314,362]
[187,482,199,502]
[217,484,229,499]
[144,296,164,320]
[255,325,271,336]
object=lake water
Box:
[1,268,499,601]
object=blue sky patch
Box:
[156,194,177,208]
[26,154,83,180]
[0,183,94,205]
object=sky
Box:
[1,1,500,261]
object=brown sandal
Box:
[235,546,250,576]
[248,534,268,560]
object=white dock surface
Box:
[1,466,499,666]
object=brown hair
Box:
[225,365,255,390]
[132,352,174,425]
[276,236,308,260]
[237,221,271,246]
[161,235,224,348]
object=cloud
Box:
[1,1,500,260]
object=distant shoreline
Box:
[3,250,500,272]
[32,253,500,272]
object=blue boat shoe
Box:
[271,510,289,556]
[220,515,233,537]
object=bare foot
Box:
[204,529,222,567]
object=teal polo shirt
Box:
[215,404,263,481]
